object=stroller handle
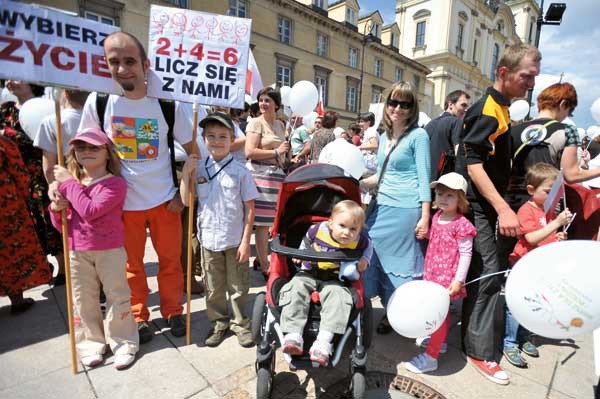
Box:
[270,236,364,262]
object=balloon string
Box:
[464,269,511,287]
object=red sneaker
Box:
[467,356,509,385]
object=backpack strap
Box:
[159,99,178,189]
[95,93,109,132]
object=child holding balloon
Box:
[49,127,138,370]
[404,172,476,374]
[503,163,572,368]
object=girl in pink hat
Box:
[403,172,476,374]
[49,127,138,370]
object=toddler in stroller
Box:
[279,200,372,366]
[252,164,373,399]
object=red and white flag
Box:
[316,86,325,117]
[245,49,263,100]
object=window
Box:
[278,17,292,44]
[84,11,115,25]
[374,58,383,78]
[164,0,188,7]
[371,86,383,104]
[395,67,404,82]
[490,43,500,80]
[316,33,329,57]
[229,0,247,18]
[457,24,464,52]
[313,0,325,8]
[472,39,478,65]
[390,32,399,49]
[528,21,534,43]
[413,75,421,91]
[346,81,358,112]
[348,47,359,68]
[372,24,381,38]
[415,21,426,47]
[314,69,330,106]
[276,60,293,87]
[346,8,357,25]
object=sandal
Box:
[376,315,393,335]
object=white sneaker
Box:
[404,353,438,374]
[114,353,135,370]
[81,354,103,367]
[416,336,447,354]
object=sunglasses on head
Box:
[387,99,413,109]
[74,143,104,152]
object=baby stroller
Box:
[251,164,373,399]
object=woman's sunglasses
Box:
[387,99,413,109]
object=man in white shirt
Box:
[77,32,197,342]
[36,88,88,285]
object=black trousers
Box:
[461,202,507,362]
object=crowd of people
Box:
[1,30,599,387]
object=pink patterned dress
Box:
[423,211,476,300]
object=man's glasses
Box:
[387,99,413,109]
[74,144,104,152]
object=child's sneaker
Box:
[503,347,527,368]
[309,340,332,367]
[416,336,447,353]
[521,341,539,357]
[282,333,304,356]
[114,353,135,370]
[81,354,103,368]
[404,352,438,374]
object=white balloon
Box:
[591,98,600,124]
[0,87,17,105]
[302,111,318,129]
[418,112,431,127]
[577,128,587,141]
[19,98,54,141]
[506,240,600,339]
[386,280,450,338]
[562,116,576,126]
[289,80,318,117]
[318,139,365,180]
[280,86,292,107]
[509,99,530,121]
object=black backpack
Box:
[96,93,178,189]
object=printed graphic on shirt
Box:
[111,116,159,160]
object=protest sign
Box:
[147,5,251,108]
[0,1,120,93]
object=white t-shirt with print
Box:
[79,92,193,211]
[34,108,82,154]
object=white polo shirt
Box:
[194,154,259,251]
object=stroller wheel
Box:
[350,371,366,399]
[256,366,273,399]
[251,292,267,345]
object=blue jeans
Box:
[504,302,529,349]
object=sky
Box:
[359,0,600,131]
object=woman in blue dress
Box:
[360,81,431,334]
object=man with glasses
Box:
[455,43,541,385]
[425,90,470,181]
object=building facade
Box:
[395,0,539,114]
[22,0,432,125]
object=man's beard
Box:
[121,82,135,92]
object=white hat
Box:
[333,126,345,139]
[430,172,468,194]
